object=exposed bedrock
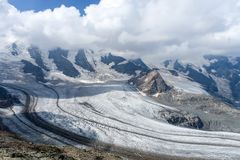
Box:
[158,110,204,129]
[0,86,20,108]
[155,90,240,133]
[129,70,171,94]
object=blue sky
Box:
[8,0,100,14]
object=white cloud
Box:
[0,0,240,64]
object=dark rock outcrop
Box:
[0,87,8,100]
[204,55,240,103]
[28,46,49,71]
[164,56,240,108]
[9,43,20,56]
[129,58,150,71]
[75,49,95,72]
[112,61,148,75]
[168,69,179,76]
[173,60,218,93]
[0,87,20,108]
[49,48,80,78]
[101,53,150,75]
[101,53,126,65]
[21,60,46,82]
[159,110,204,129]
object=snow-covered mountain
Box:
[162,55,240,108]
[1,43,239,109]
[0,43,150,84]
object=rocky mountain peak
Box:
[129,70,170,94]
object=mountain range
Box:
[4,43,240,107]
[1,43,240,159]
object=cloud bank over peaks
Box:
[1,0,240,64]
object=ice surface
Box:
[32,81,240,160]
[159,69,208,95]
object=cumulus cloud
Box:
[0,0,240,64]
[0,0,101,50]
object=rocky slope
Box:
[129,70,170,94]
[0,131,122,160]
[154,89,240,132]
[130,68,240,132]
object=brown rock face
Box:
[129,70,170,94]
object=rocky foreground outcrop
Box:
[0,131,122,160]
